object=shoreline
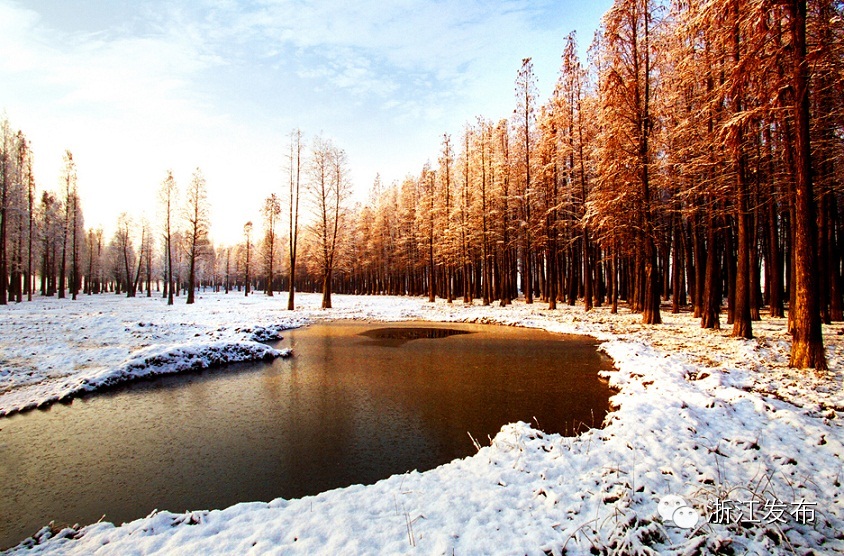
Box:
[2,292,843,554]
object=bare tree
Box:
[438,135,455,303]
[224,246,231,293]
[57,150,77,299]
[514,58,539,304]
[159,170,178,305]
[23,134,34,301]
[183,168,210,304]
[39,191,60,296]
[308,136,350,309]
[69,163,82,301]
[262,193,281,296]
[0,119,11,305]
[418,163,437,302]
[476,118,493,306]
[287,129,304,310]
[143,218,154,296]
[243,221,253,296]
[115,213,135,296]
[459,126,471,303]
[131,219,148,297]
[85,227,103,294]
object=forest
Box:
[0,0,841,371]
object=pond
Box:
[0,321,613,549]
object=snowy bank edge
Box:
[0,327,297,418]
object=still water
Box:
[0,321,612,549]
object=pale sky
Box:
[0,0,610,244]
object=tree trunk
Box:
[829,195,843,320]
[322,268,332,308]
[428,235,435,303]
[786,0,825,369]
[583,231,592,312]
[0,149,7,306]
[672,214,683,313]
[187,250,196,304]
[768,190,784,317]
[701,212,721,329]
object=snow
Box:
[2,291,844,555]
[0,294,296,416]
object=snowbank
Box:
[2,292,843,554]
[0,341,290,416]
[0,294,303,416]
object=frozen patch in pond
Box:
[359,326,470,346]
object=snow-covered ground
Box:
[0,294,298,417]
[2,291,843,555]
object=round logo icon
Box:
[657,495,687,522]
[672,505,700,529]
[657,495,699,529]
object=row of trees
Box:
[0,125,84,304]
[0,117,350,311]
[0,119,213,307]
[1,0,839,371]
[291,0,840,371]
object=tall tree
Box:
[159,170,178,305]
[0,119,11,305]
[183,168,210,305]
[243,221,253,296]
[57,150,77,299]
[262,193,281,296]
[514,58,539,303]
[786,0,826,369]
[131,220,148,297]
[23,134,34,302]
[287,129,304,310]
[438,134,455,303]
[537,103,559,310]
[418,163,437,302]
[69,163,82,301]
[142,218,153,296]
[308,137,350,309]
[723,0,754,338]
[115,213,135,296]
[555,31,590,312]
[601,0,661,324]
[493,119,516,306]
[40,191,60,296]
[459,126,472,303]
[476,118,493,306]
[85,227,103,295]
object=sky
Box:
[0,0,611,244]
